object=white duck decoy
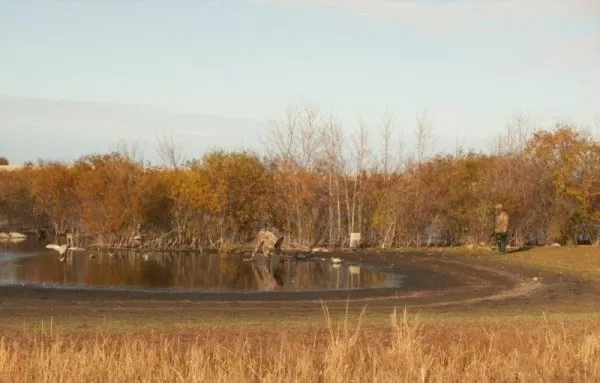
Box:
[46,244,86,262]
[331,257,342,264]
[0,232,27,240]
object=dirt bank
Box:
[1,249,597,323]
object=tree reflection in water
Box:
[1,249,400,292]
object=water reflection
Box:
[0,243,405,292]
[252,256,285,292]
[0,237,27,249]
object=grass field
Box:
[1,308,599,382]
[440,245,600,280]
[501,246,600,280]
[1,246,599,382]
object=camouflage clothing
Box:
[250,227,284,260]
[494,204,509,255]
[495,211,509,234]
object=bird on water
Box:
[46,244,86,262]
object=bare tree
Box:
[393,122,406,173]
[504,111,531,154]
[488,111,532,156]
[261,101,324,170]
[489,134,503,156]
[322,114,345,246]
[155,130,186,168]
[346,116,371,236]
[377,108,402,248]
[262,104,300,167]
[454,121,468,158]
[411,110,435,246]
[297,102,325,244]
[298,102,323,170]
[415,110,434,164]
[262,104,301,244]
[116,136,146,165]
[379,107,398,181]
[262,102,325,246]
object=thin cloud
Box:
[249,0,600,32]
[250,0,473,32]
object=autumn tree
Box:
[403,110,435,246]
[0,169,35,230]
[6,104,600,252]
[263,102,327,247]
[190,150,272,246]
[73,152,145,245]
[524,125,600,244]
[137,169,175,233]
[321,114,345,246]
[369,109,401,248]
[26,161,80,236]
[346,117,371,238]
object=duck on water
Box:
[46,244,86,262]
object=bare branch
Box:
[394,122,406,173]
[454,120,468,158]
[492,111,531,155]
[115,136,146,165]
[352,115,371,174]
[155,130,186,168]
[299,102,323,171]
[321,114,345,173]
[379,107,397,179]
[261,104,300,168]
[415,110,433,164]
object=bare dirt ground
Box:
[1,248,599,330]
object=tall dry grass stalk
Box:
[1,307,599,382]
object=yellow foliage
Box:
[2,123,600,248]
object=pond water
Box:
[0,240,405,293]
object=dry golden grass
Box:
[500,246,600,280]
[434,245,600,280]
[1,305,600,382]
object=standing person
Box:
[493,203,509,255]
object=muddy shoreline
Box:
[2,249,585,311]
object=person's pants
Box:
[495,232,508,255]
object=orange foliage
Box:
[1,124,599,249]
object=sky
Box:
[0,0,598,164]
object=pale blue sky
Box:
[0,0,598,163]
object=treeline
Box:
[1,107,599,249]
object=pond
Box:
[0,240,405,293]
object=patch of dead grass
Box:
[1,305,600,382]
